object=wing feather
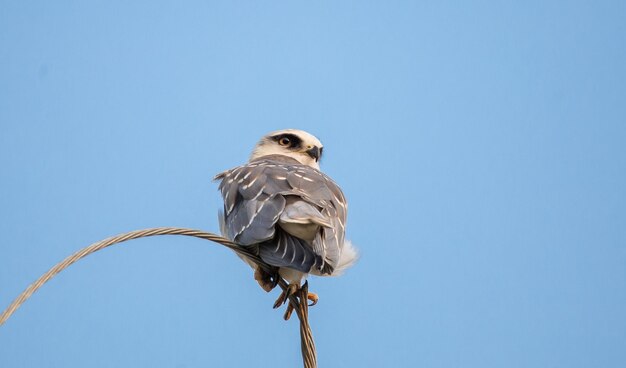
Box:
[215,155,347,274]
[257,228,321,273]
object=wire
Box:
[0,227,317,368]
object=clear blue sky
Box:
[1,1,625,367]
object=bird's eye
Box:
[279,137,291,146]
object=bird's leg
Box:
[280,281,319,320]
[254,267,277,292]
[273,283,298,309]
[281,283,301,321]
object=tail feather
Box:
[331,240,358,276]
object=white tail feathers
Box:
[331,240,359,276]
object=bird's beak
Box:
[306,146,320,162]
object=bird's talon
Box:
[273,283,298,309]
[273,291,286,309]
[307,292,319,307]
[283,304,295,320]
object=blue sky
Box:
[1,1,625,367]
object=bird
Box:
[214,129,358,318]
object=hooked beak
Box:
[305,146,320,161]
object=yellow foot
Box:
[272,280,320,321]
[307,292,319,306]
[273,283,298,309]
[283,292,319,320]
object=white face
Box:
[250,129,324,169]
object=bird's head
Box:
[250,129,324,169]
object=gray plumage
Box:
[214,155,347,275]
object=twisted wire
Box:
[0,227,317,368]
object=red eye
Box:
[279,137,291,146]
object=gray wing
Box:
[214,156,347,274]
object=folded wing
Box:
[215,155,347,274]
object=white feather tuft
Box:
[331,240,359,276]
